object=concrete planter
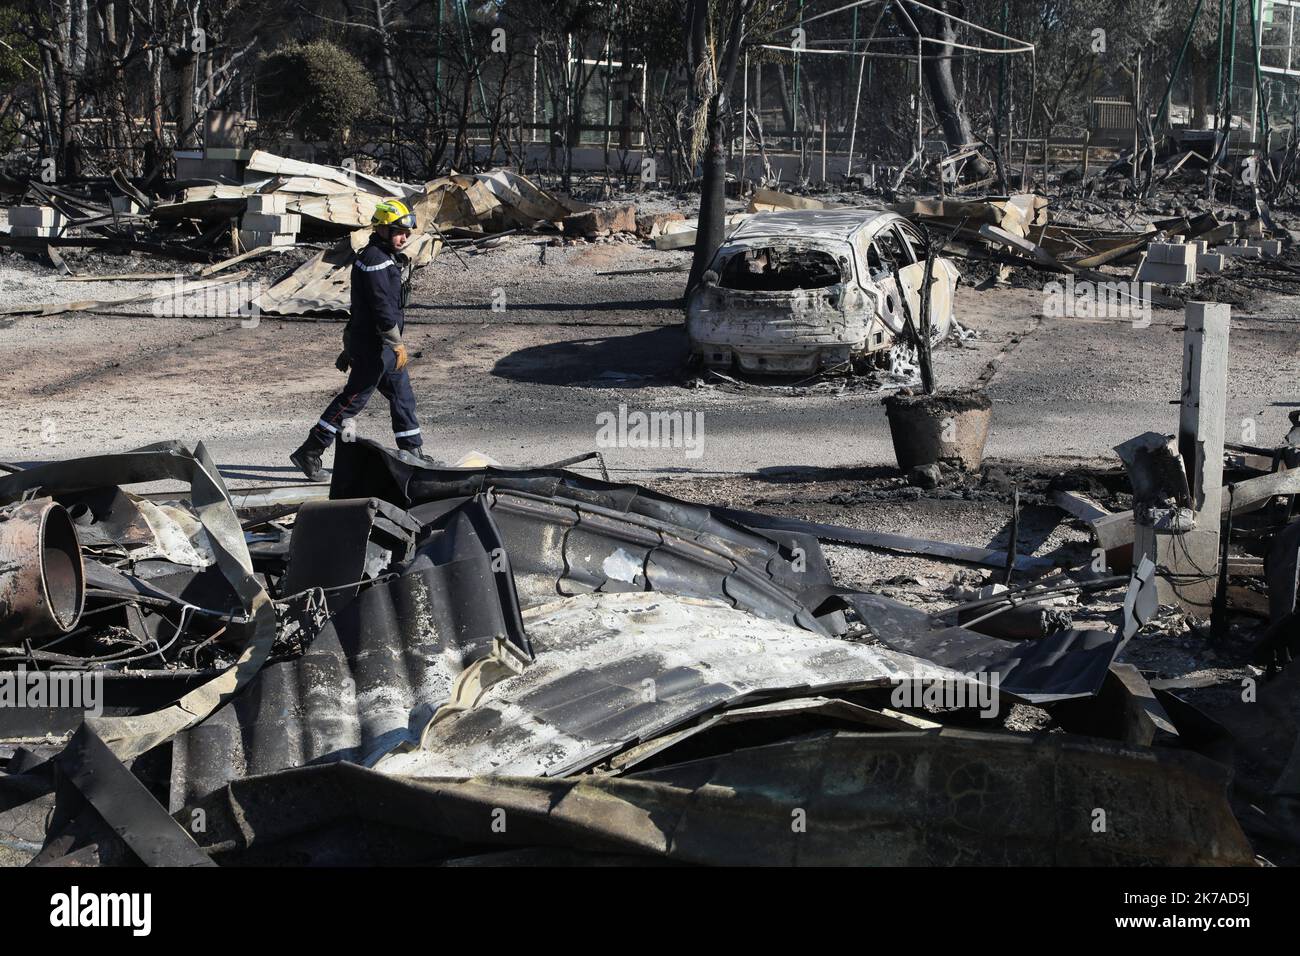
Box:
[883,389,993,472]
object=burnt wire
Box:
[274,572,399,607]
[68,604,198,668]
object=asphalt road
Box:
[2,235,1297,485]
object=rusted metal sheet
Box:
[178,729,1255,866]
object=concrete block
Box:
[635,210,686,239]
[110,196,140,215]
[1214,244,1261,259]
[242,211,301,233]
[238,229,296,249]
[247,193,291,214]
[564,204,638,238]
[1149,242,1194,266]
[1192,240,1208,256]
[1136,258,1195,284]
[9,206,62,227]
[1254,239,1283,257]
[1200,224,1235,244]
[1196,253,1225,274]
[9,225,56,237]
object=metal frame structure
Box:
[755,0,1034,172]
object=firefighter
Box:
[290,199,434,479]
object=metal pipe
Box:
[1214,0,1227,117]
[1228,0,1239,122]
[741,52,748,180]
[794,0,804,152]
[0,498,85,642]
[1247,0,1270,146]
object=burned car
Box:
[686,209,960,374]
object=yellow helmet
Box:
[371,199,417,230]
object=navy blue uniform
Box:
[306,235,422,451]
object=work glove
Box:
[393,343,409,371]
[335,351,351,373]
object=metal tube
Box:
[433,0,442,96]
[794,0,804,151]
[848,41,867,176]
[1247,0,1270,146]
[1228,0,1238,121]
[0,498,85,642]
[741,52,748,180]
[917,34,923,156]
[1214,0,1227,116]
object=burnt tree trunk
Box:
[775,62,795,141]
[1189,47,1211,129]
[686,0,753,294]
[170,45,198,149]
[689,93,727,291]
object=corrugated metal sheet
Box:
[471,488,835,634]
[168,496,530,808]
[374,591,969,779]
[335,439,831,600]
[292,191,384,231]
[254,239,356,315]
[475,169,589,221]
[730,208,895,242]
[162,453,883,800]
[244,150,413,197]
[338,441,1125,704]
[255,175,355,196]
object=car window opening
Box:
[717,245,845,291]
[869,230,912,278]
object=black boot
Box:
[290,442,328,481]
[396,447,440,468]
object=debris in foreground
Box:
[0,436,1276,866]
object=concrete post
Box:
[1120,303,1230,615]
[1169,302,1231,611]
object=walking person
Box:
[290,199,434,479]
